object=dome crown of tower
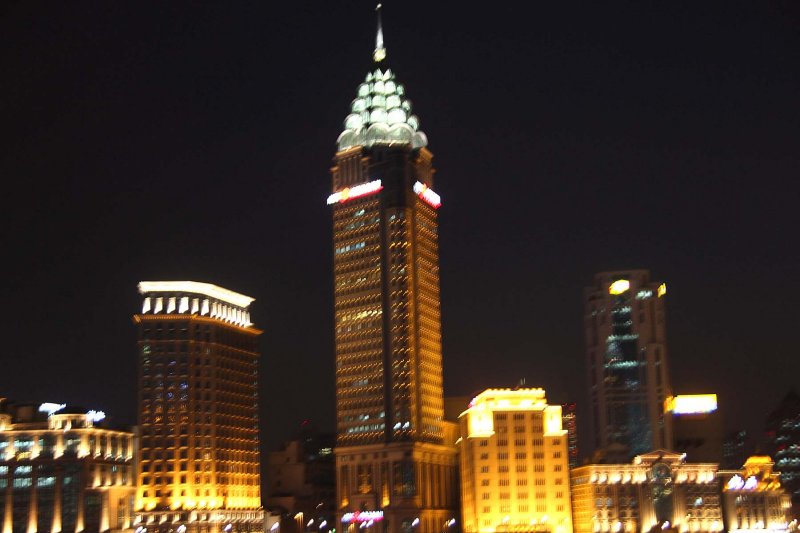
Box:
[336,4,428,152]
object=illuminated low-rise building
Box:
[0,400,135,533]
[570,450,722,533]
[719,456,792,533]
[666,395,723,464]
[458,388,573,533]
[133,281,263,532]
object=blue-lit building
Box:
[767,390,800,517]
[0,400,135,533]
[585,270,673,459]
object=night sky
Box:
[2,2,799,456]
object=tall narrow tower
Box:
[133,281,263,533]
[585,270,673,459]
[330,7,458,532]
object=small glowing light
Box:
[38,403,66,415]
[413,181,442,208]
[609,279,630,295]
[727,475,745,490]
[270,524,280,532]
[665,394,718,415]
[743,476,758,490]
[658,283,667,297]
[87,410,106,422]
[327,180,383,205]
[411,518,420,527]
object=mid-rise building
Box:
[458,388,573,533]
[722,431,751,470]
[329,7,458,533]
[570,450,721,533]
[265,423,335,530]
[719,456,792,532]
[585,271,672,459]
[562,403,579,469]
[0,400,135,533]
[766,390,800,516]
[133,281,263,532]
[667,394,723,464]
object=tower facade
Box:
[133,281,263,532]
[585,271,672,459]
[330,9,458,533]
[458,389,574,533]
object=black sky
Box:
[1,2,799,456]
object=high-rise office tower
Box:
[585,271,672,458]
[329,8,458,532]
[133,281,263,533]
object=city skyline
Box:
[2,1,799,459]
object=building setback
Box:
[329,7,458,532]
[0,401,135,533]
[133,281,263,533]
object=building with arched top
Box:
[329,6,459,533]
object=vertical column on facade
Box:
[2,480,11,533]
[52,466,62,533]
[75,464,85,533]
[100,490,109,532]
[27,471,37,533]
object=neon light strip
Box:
[413,181,441,208]
[341,511,384,523]
[327,179,383,205]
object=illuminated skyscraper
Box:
[585,271,672,458]
[133,281,263,532]
[329,7,458,532]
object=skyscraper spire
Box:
[373,3,386,62]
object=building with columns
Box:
[0,399,135,533]
[133,281,263,533]
[570,450,721,533]
[329,6,459,532]
[719,456,793,533]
